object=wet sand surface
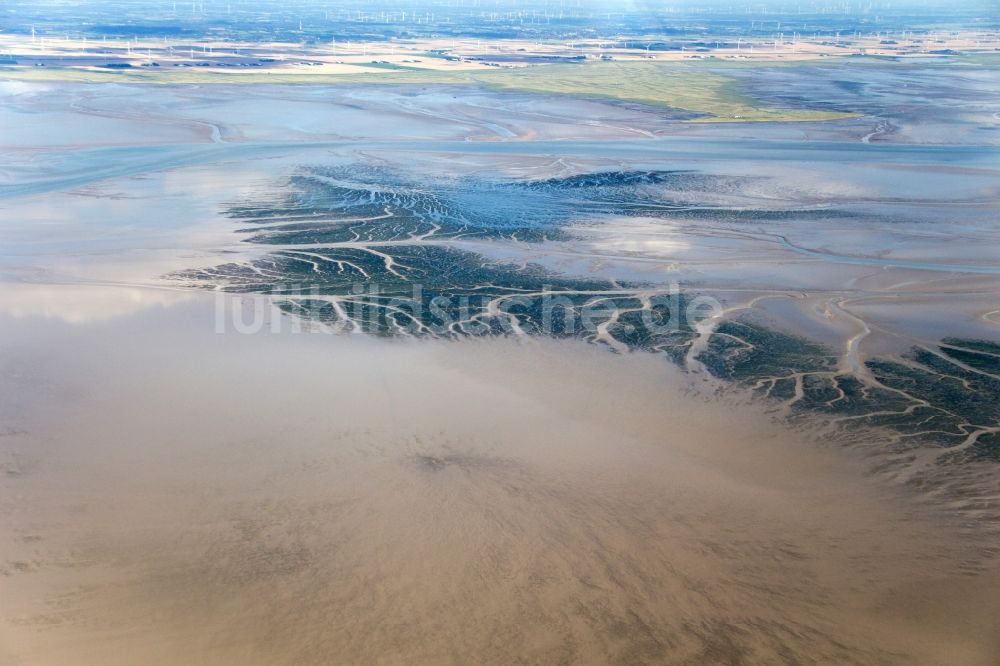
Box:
[1,72,999,664]
[1,293,999,665]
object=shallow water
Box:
[1,73,999,663]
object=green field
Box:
[469,61,855,122]
[0,59,858,123]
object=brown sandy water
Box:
[1,290,998,665]
[1,78,999,665]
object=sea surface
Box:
[1,63,999,663]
